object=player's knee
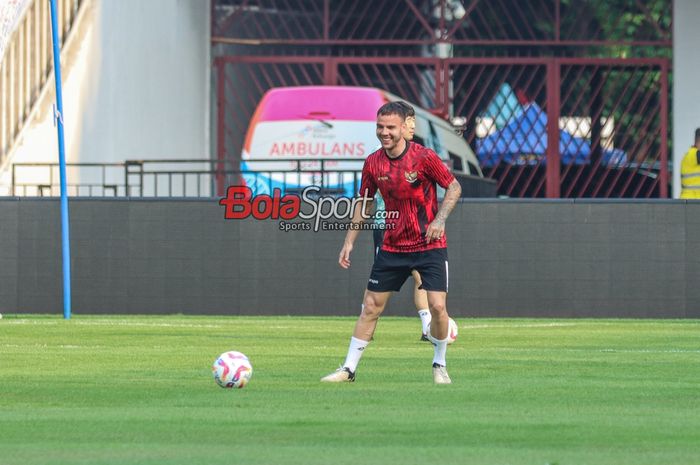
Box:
[361,306,381,321]
[362,296,383,320]
[429,301,447,316]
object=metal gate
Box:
[214,55,669,198]
[212,0,671,198]
[448,57,669,197]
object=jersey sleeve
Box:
[358,158,378,198]
[423,149,456,188]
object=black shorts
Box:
[367,248,449,293]
[373,228,385,258]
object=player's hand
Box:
[425,219,445,244]
[339,242,353,268]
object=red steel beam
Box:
[545,60,560,198]
[210,37,672,47]
[323,58,337,85]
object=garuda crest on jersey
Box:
[404,171,418,183]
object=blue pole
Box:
[48,0,71,319]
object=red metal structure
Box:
[212,0,672,198]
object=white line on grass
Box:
[598,348,700,354]
[73,321,224,329]
[460,322,578,329]
[1,343,106,350]
[2,319,222,329]
[486,347,700,354]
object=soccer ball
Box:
[212,351,253,389]
[426,318,459,345]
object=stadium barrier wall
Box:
[0,198,697,318]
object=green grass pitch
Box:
[1,315,699,465]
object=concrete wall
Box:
[78,0,210,163]
[673,0,700,198]
[1,198,697,318]
[2,0,210,194]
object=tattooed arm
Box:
[425,179,461,244]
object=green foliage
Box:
[1,315,699,465]
[452,0,671,58]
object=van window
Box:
[427,122,444,156]
[467,160,480,176]
[448,151,463,172]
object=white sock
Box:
[432,337,448,366]
[343,336,369,372]
[418,309,431,334]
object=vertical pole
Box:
[216,59,226,196]
[323,0,329,41]
[554,0,560,42]
[659,61,669,198]
[546,59,561,198]
[48,0,71,319]
[443,59,450,118]
[434,60,442,115]
[323,58,337,85]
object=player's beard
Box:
[379,132,403,153]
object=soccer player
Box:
[373,102,432,340]
[321,102,462,384]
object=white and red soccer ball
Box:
[212,351,253,389]
[426,317,459,345]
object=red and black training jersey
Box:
[359,142,455,253]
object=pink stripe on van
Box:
[257,86,387,122]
